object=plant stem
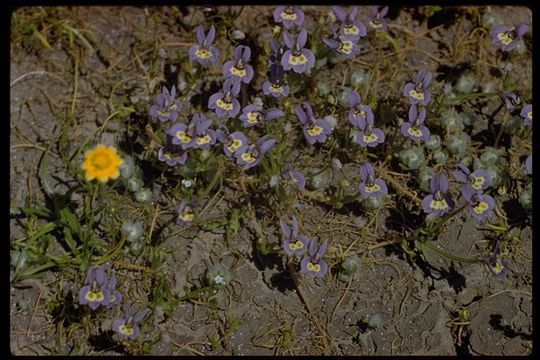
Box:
[287,261,332,355]
[422,241,481,264]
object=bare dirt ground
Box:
[10,6,532,355]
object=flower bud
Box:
[418,166,435,192]
[119,155,135,179]
[311,168,332,190]
[455,74,476,94]
[480,147,500,166]
[230,29,245,40]
[206,263,232,289]
[447,134,470,157]
[121,220,144,243]
[425,134,441,150]
[350,67,370,88]
[398,147,425,170]
[338,87,352,107]
[127,177,143,192]
[433,149,448,165]
[134,188,153,203]
[519,183,532,212]
[362,194,384,210]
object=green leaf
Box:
[442,92,497,106]
[199,217,228,230]
[58,206,81,238]
[62,227,80,256]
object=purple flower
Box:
[403,70,432,106]
[149,86,182,123]
[490,22,529,52]
[177,200,195,225]
[525,154,532,175]
[273,6,304,29]
[113,303,150,340]
[158,144,188,166]
[421,173,455,217]
[501,92,521,112]
[268,38,288,65]
[358,162,387,200]
[367,6,389,31]
[452,163,490,197]
[239,103,284,128]
[462,188,495,221]
[295,102,331,144]
[348,91,373,128]
[353,111,385,148]
[262,64,289,97]
[106,273,123,309]
[401,104,430,142]
[281,163,306,190]
[281,28,315,74]
[322,32,361,59]
[235,135,277,170]
[332,6,367,40]
[300,237,328,278]
[482,242,508,277]
[208,78,241,118]
[191,113,216,149]
[167,122,195,150]
[216,127,249,159]
[188,25,219,66]
[222,45,254,84]
[79,266,110,310]
[281,215,307,257]
[520,104,532,126]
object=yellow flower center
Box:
[288,240,304,251]
[119,324,134,336]
[527,111,532,120]
[341,40,353,54]
[195,48,211,59]
[247,112,260,124]
[81,144,123,183]
[288,54,307,65]
[180,212,194,222]
[217,98,233,111]
[407,127,423,138]
[307,125,323,136]
[409,89,425,101]
[281,11,297,20]
[176,131,192,144]
[471,176,485,190]
[363,133,379,143]
[430,199,449,210]
[85,290,104,302]
[369,21,383,29]
[344,25,359,35]
[241,152,257,163]
[197,134,212,145]
[493,260,504,274]
[307,262,321,272]
[365,183,381,193]
[227,139,243,153]
[230,67,247,78]
[271,84,284,93]
[497,32,513,45]
[473,201,489,214]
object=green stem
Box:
[422,241,481,264]
[494,107,509,148]
[177,286,214,301]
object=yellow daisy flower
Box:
[81,144,123,183]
